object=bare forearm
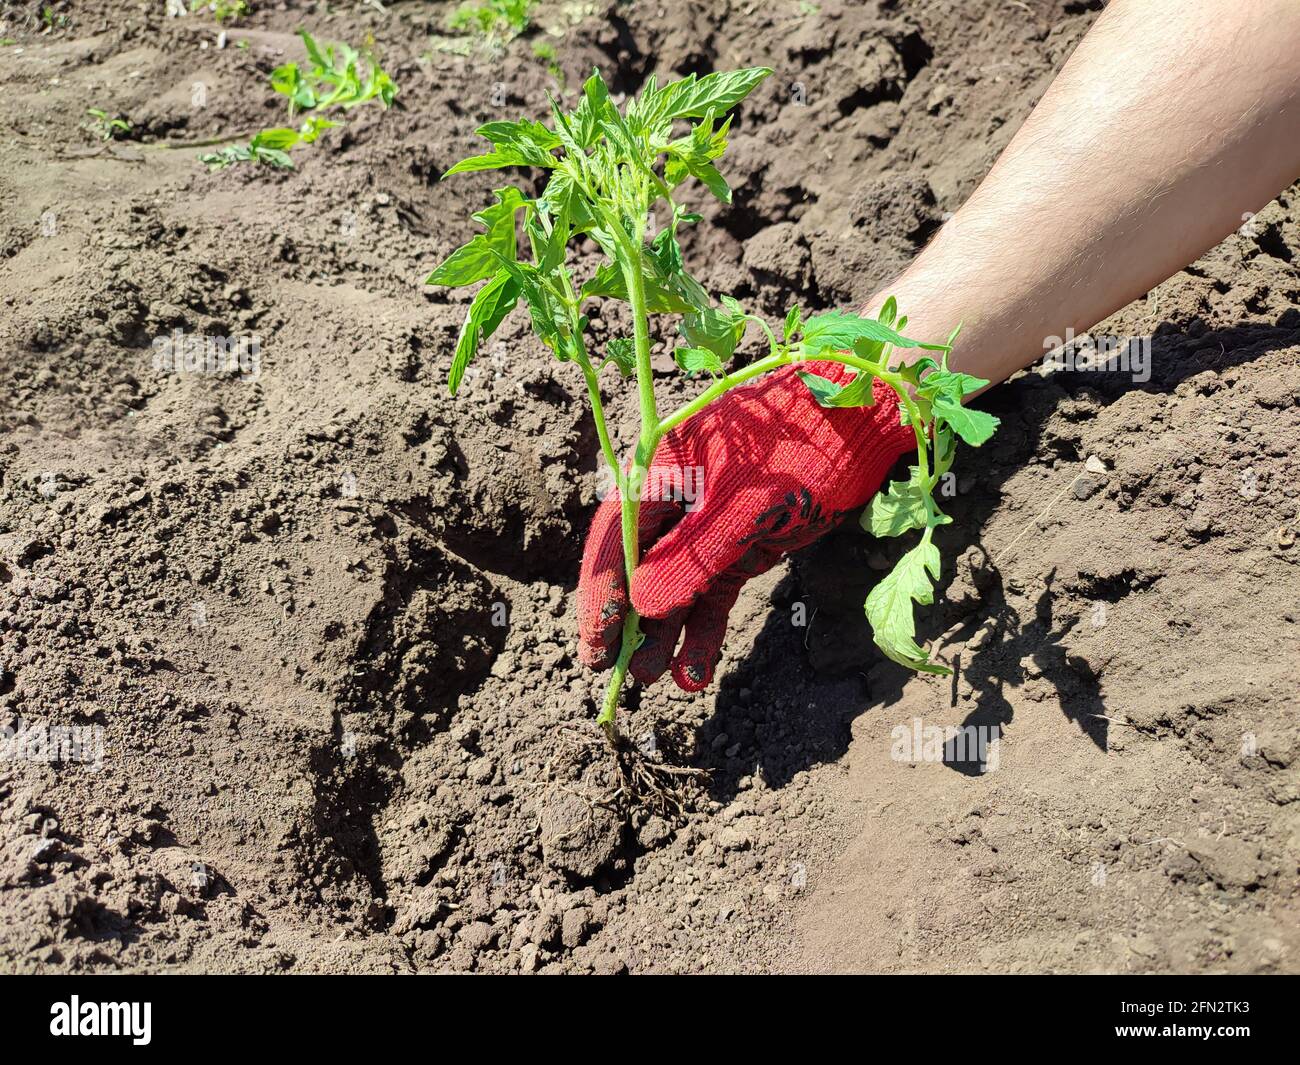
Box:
[868,0,1300,386]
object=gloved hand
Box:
[577,360,916,692]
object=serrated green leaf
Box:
[538,170,593,232]
[865,536,950,675]
[495,259,567,355]
[800,311,951,356]
[426,187,526,287]
[605,337,635,377]
[918,368,988,401]
[674,346,724,375]
[475,119,559,151]
[444,148,547,177]
[426,239,495,286]
[797,368,881,408]
[894,356,941,388]
[449,270,520,394]
[655,67,773,122]
[824,372,877,407]
[933,394,999,446]
[663,111,734,196]
[863,470,949,538]
[680,303,745,362]
[648,227,684,277]
[567,75,603,147]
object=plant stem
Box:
[657,350,915,437]
[577,357,620,475]
[596,221,661,743]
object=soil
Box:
[1,0,1297,975]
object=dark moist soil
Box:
[1,0,1297,974]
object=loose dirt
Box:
[1,0,1296,974]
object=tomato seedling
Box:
[448,0,534,44]
[430,68,998,739]
[85,108,131,141]
[190,0,249,21]
[201,30,397,171]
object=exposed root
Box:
[554,720,710,822]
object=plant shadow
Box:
[686,312,1300,804]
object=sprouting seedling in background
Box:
[532,40,564,87]
[201,30,396,171]
[270,31,398,116]
[190,0,250,21]
[41,6,69,32]
[428,67,1000,740]
[448,0,534,45]
[199,116,337,171]
[85,108,131,141]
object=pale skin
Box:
[864,0,1300,388]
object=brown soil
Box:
[1,0,1296,974]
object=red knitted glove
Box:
[577,361,916,692]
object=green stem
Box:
[577,357,620,475]
[596,218,662,742]
[657,349,915,437]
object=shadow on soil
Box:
[694,314,1300,804]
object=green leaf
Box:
[917,368,988,401]
[537,170,593,231]
[655,67,773,122]
[580,261,695,314]
[297,115,339,143]
[894,356,941,389]
[689,161,731,203]
[680,303,745,362]
[797,368,879,409]
[825,372,877,408]
[932,395,1000,446]
[604,337,635,377]
[863,470,949,539]
[444,144,556,176]
[864,536,950,675]
[583,72,643,161]
[564,74,604,147]
[300,30,328,71]
[878,295,897,327]
[449,270,520,394]
[494,258,569,357]
[270,63,316,111]
[426,239,496,286]
[647,227,684,277]
[783,305,803,343]
[254,147,294,169]
[797,371,844,406]
[475,118,559,151]
[800,311,952,356]
[664,111,735,198]
[251,127,302,150]
[425,187,526,287]
[674,346,724,375]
